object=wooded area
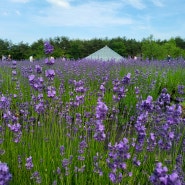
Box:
[1,35,185,60]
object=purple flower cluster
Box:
[74,80,86,93]
[0,161,12,185]
[112,79,127,102]
[8,123,21,133]
[45,69,55,81]
[8,123,22,143]
[35,102,45,114]
[95,100,108,120]
[150,162,181,185]
[45,57,55,65]
[30,171,42,184]
[121,73,131,85]
[35,65,42,74]
[69,80,86,107]
[60,146,65,156]
[78,140,88,154]
[93,153,103,176]
[157,88,171,108]
[93,99,108,141]
[177,85,184,95]
[11,60,17,81]
[134,112,148,152]
[25,156,34,170]
[156,104,182,150]
[140,95,154,112]
[93,120,106,141]
[146,132,157,151]
[107,138,131,184]
[100,83,106,94]
[0,95,10,110]
[62,156,73,176]
[44,41,54,55]
[28,75,44,91]
[166,104,182,125]
[47,86,56,98]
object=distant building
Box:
[85,45,124,62]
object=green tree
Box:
[141,35,163,60]
[68,39,85,59]
[162,38,182,59]
[0,39,12,58]
[109,37,127,57]
[174,36,185,49]
[124,38,141,58]
[30,39,44,59]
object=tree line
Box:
[0,35,185,61]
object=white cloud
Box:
[35,1,133,27]
[121,0,146,9]
[46,0,70,8]
[151,0,164,7]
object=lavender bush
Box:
[0,47,185,184]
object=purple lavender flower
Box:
[112,79,127,101]
[60,146,65,156]
[95,100,108,120]
[134,112,148,151]
[47,86,56,98]
[62,159,70,168]
[78,156,85,161]
[30,171,42,184]
[8,123,21,133]
[0,161,12,185]
[150,162,182,185]
[157,88,171,107]
[12,70,17,76]
[25,156,33,170]
[78,140,87,154]
[35,102,45,114]
[168,172,181,185]
[45,57,55,65]
[44,41,54,55]
[35,65,42,74]
[74,95,84,107]
[100,83,106,94]
[135,86,140,95]
[0,95,10,110]
[45,69,55,80]
[121,73,131,85]
[12,60,16,65]
[107,138,130,183]
[141,95,154,112]
[177,85,184,95]
[28,74,35,83]
[109,172,123,184]
[93,120,106,141]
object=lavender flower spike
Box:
[0,161,12,185]
[44,41,54,54]
[25,156,34,170]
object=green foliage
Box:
[0,60,185,184]
[0,35,185,60]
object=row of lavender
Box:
[0,42,185,184]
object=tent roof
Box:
[85,45,124,61]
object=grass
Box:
[0,58,185,184]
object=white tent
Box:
[85,45,124,62]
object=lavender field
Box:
[0,43,185,184]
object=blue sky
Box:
[0,0,185,44]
